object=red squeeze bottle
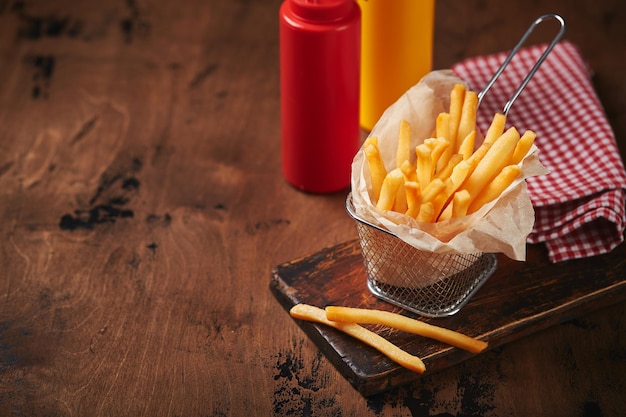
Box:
[279,0,361,193]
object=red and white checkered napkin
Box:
[452,41,626,263]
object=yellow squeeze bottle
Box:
[358,0,435,131]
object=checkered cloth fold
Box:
[452,41,626,262]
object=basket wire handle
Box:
[477,13,566,115]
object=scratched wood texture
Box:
[0,0,624,416]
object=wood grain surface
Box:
[0,0,625,416]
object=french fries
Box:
[363,137,387,201]
[364,83,536,222]
[290,304,426,374]
[325,306,488,354]
[459,126,520,201]
[483,112,507,145]
[510,130,537,165]
[396,119,412,168]
[447,83,465,157]
[457,90,478,147]
[467,165,521,214]
[290,303,488,374]
[376,168,403,211]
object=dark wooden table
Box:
[1,0,624,416]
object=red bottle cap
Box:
[289,0,353,22]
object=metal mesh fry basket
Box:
[346,194,497,317]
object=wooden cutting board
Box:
[270,239,626,396]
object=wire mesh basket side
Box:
[347,195,497,317]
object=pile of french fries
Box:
[290,304,488,374]
[364,84,537,222]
